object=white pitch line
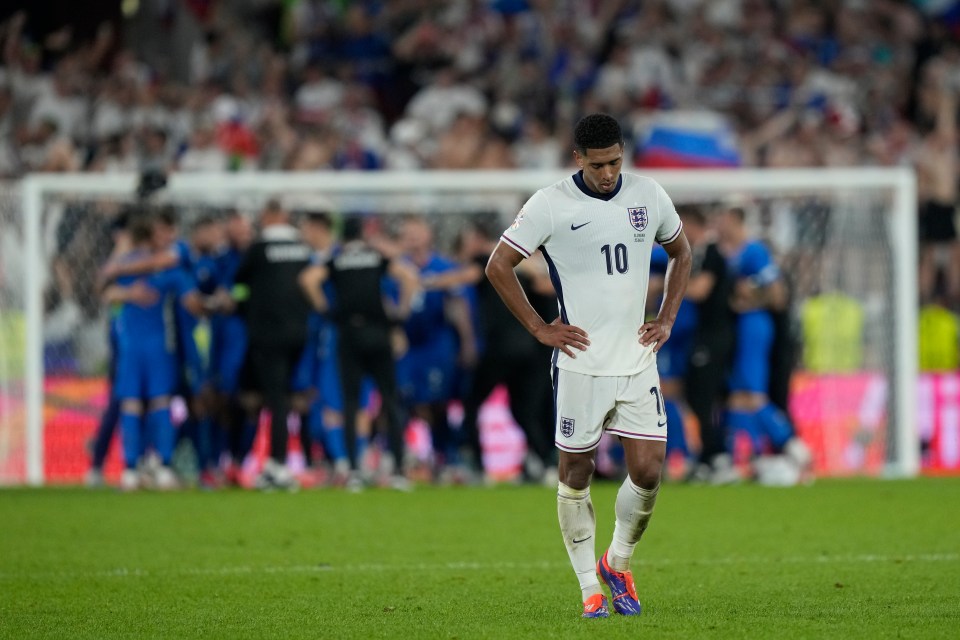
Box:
[0,553,957,582]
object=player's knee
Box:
[559,454,594,490]
[728,391,764,412]
[630,466,662,491]
[661,379,682,398]
[190,396,208,418]
[120,399,143,415]
[291,393,312,414]
[625,443,665,490]
[323,408,343,427]
[239,392,261,414]
[148,396,170,412]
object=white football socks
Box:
[557,482,602,600]
[608,477,659,572]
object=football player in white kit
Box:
[486,114,691,618]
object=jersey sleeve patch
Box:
[510,208,525,230]
[501,191,551,257]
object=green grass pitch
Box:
[1,478,958,639]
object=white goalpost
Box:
[7,167,917,485]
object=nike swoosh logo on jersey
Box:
[570,221,592,231]
[572,536,592,544]
[657,420,667,428]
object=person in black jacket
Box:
[678,207,737,481]
[299,215,420,491]
[234,199,312,490]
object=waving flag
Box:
[635,110,741,168]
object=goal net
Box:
[0,168,917,485]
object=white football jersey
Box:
[501,172,682,376]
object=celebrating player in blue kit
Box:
[397,216,476,477]
[211,210,254,480]
[486,114,691,618]
[715,206,810,484]
[102,215,203,491]
[296,211,350,481]
[179,215,224,485]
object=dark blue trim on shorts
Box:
[607,428,668,442]
[556,434,605,452]
[551,363,559,434]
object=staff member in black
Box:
[234,199,312,490]
[299,215,419,490]
[679,207,736,481]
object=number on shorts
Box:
[649,386,664,416]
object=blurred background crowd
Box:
[3,0,959,300]
[1,0,958,176]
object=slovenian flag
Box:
[634,110,741,168]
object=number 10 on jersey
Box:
[601,243,628,275]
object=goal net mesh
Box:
[0,171,910,483]
[0,184,26,483]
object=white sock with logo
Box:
[557,482,602,600]
[608,477,659,572]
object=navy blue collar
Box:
[572,171,622,201]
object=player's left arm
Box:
[764,277,788,311]
[639,231,692,352]
[445,293,478,368]
[733,277,787,312]
[170,270,204,317]
[731,248,785,312]
[179,289,205,316]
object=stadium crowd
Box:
[2,1,958,298]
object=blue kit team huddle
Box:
[91,204,803,488]
[91,212,478,487]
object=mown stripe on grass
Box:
[1,552,956,581]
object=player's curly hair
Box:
[573,113,624,153]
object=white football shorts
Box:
[553,364,668,453]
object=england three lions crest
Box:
[560,417,575,438]
[628,207,648,231]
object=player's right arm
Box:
[387,258,421,321]
[101,280,158,306]
[230,244,256,307]
[485,243,589,358]
[298,264,330,313]
[685,270,716,302]
[421,263,484,290]
[100,249,179,284]
[685,244,723,302]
